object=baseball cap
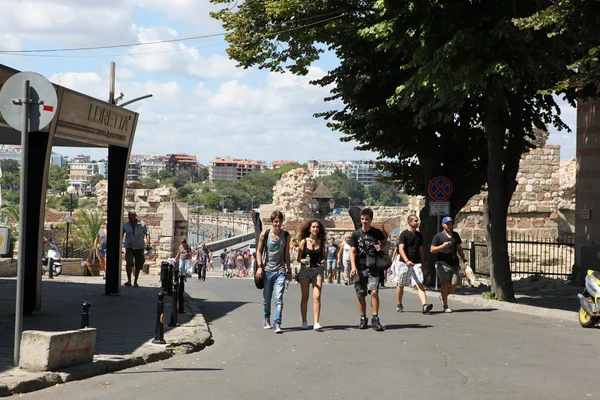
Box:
[442,216,453,224]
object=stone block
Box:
[19,328,96,372]
[525,185,533,192]
[60,259,87,276]
[0,258,16,277]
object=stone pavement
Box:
[0,273,212,397]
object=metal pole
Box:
[435,215,441,291]
[14,79,30,366]
[109,61,115,105]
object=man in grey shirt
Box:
[256,211,291,333]
[122,210,150,287]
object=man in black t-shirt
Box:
[350,208,387,332]
[393,215,433,314]
[430,216,468,313]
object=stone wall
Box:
[271,168,314,222]
[456,145,569,240]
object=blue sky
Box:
[0,0,576,164]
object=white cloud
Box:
[43,66,368,163]
[122,26,245,79]
[0,0,137,47]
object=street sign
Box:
[0,225,10,255]
[428,176,453,201]
[429,201,450,216]
[0,71,57,132]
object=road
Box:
[20,270,600,400]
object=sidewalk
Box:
[399,275,581,321]
[0,274,212,397]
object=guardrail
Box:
[204,233,255,252]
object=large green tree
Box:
[211,0,489,287]
[212,0,578,300]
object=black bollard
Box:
[168,281,179,327]
[80,301,91,329]
[152,292,166,344]
[160,261,169,291]
[48,258,54,279]
[173,268,179,288]
[336,265,341,284]
[167,264,174,296]
[178,275,186,314]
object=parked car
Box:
[247,243,257,253]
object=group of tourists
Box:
[256,208,468,333]
[220,248,253,278]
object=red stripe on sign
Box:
[43,105,54,112]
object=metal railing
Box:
[468,232,575,278]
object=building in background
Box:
[340,160,390,186]
[0,145,22,165]
[139,157,166,179]
[312,162,338,178]
[127,162,141,181]
[271,160,297,169]
[166,153,199,178]
[209,157,264,182]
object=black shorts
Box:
[125,248,145,270]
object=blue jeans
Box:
[263,270,286,325]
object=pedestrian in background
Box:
[122,210,151,287]
[430,216,468,313]
[94,222,108,280]
[196,242,209,281]
[297,219,327,331]
[256,211,291,333]
[337,233,352,285]
[349,208,386,331]
[393,215,433,314]
[325,237,339,284]
[220,248,227,276]
[175,239,192,277]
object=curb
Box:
[0,293,212,397]
[448,292,576,321]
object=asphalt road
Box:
[20,272,600,400]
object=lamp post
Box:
[328,198,336,216]
[65,185,77,257]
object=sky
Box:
[0,0,577,164]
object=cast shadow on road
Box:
[427,308,497,315]
[191,298,249,323]
[115,367,223,375]
[282,323,434,331]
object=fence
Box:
[468,232,575,278]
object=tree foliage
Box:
[47,164,70,193]
[211,0,581,301]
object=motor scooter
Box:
[42,243,62,277]
[577,269,600,327]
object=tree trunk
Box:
[484,103,516,302]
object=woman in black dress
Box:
[297,219,327,331]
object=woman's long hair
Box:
[298,219,326,243]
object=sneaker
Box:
[371,316,385,332]
[358,316,368,330]
[423,304,433,314]
[133,282,139,288]
[124,282,132,287]
[263,318,272,330]
[396,304,404,313]
[274,323,283,333]
[301,321,309,330]
[313,322,323,331]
